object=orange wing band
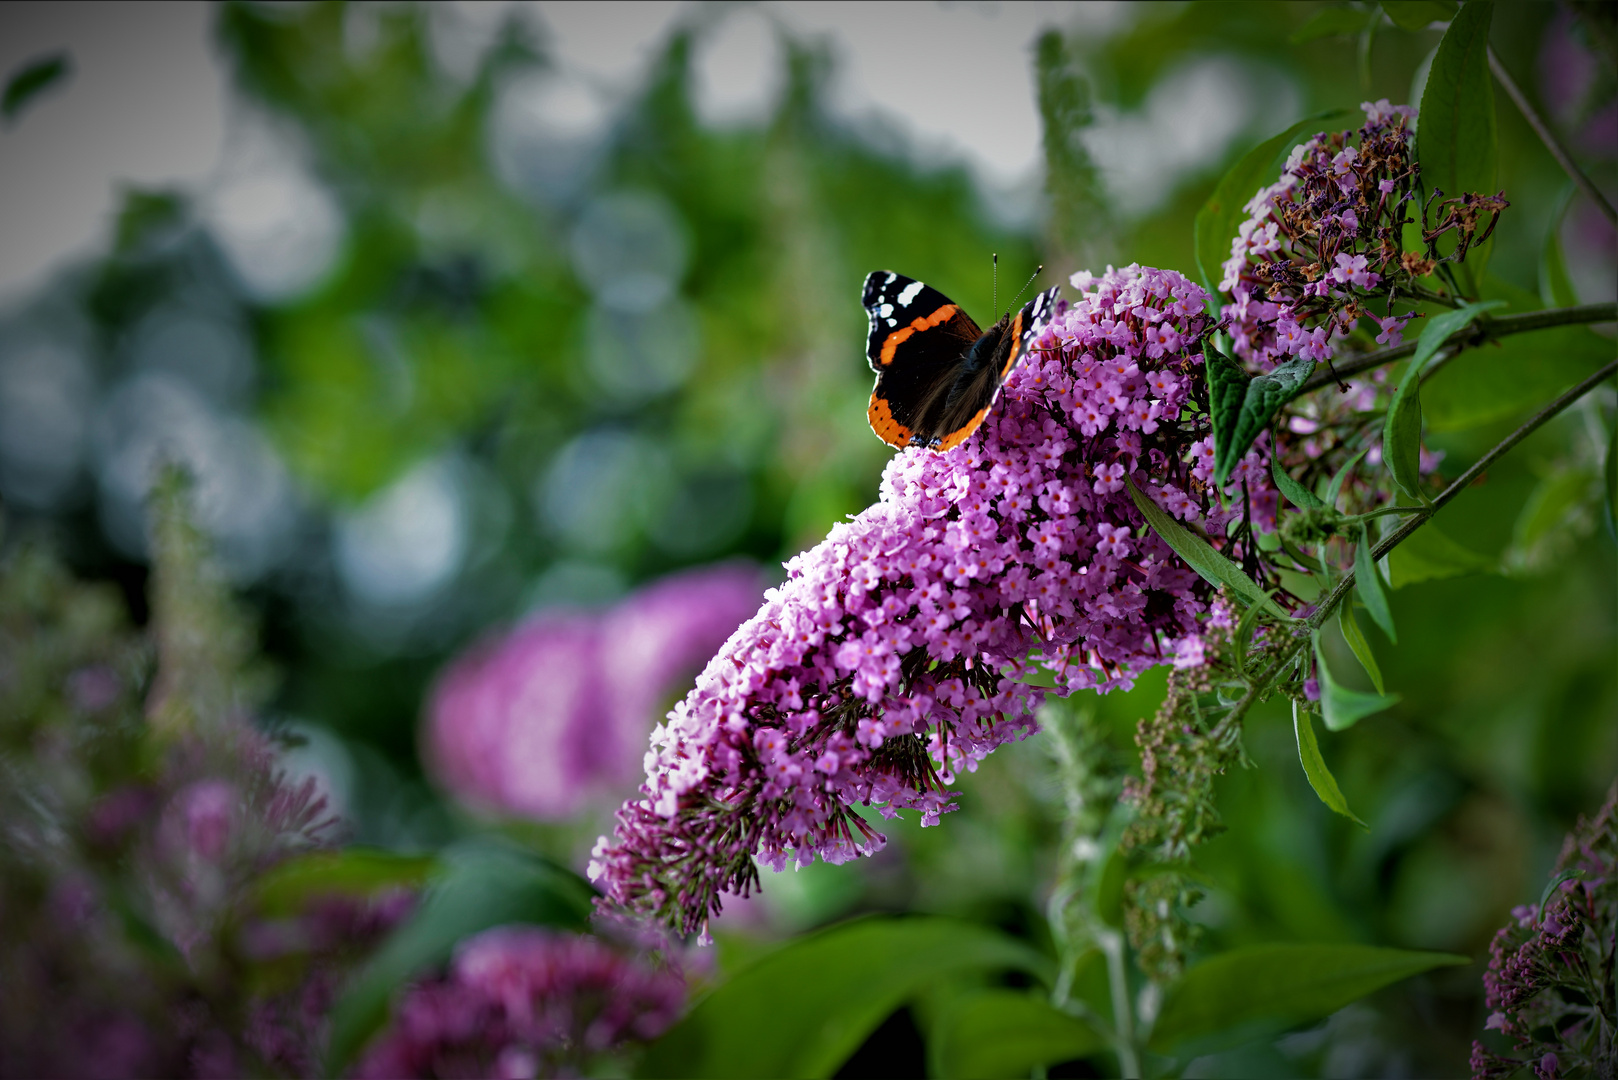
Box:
[868,394,913,448]
[934,404,993,452]
[877,304,960,366]
[999,310,1026,378]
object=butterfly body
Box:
[862,271,1058,451]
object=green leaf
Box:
[640,916,1052,1079]
[1512,467,1597,554]
[1326,447,1370,511]
[1411,299,1508,373]
[2,52,72,121]
[1386,521,1494,587]
[1423,278,1610,431]
[1338,602,1386,694]
[325,844,595,1075]
[1381,297,1502,505]
[1353,524,1397,643]
[1096,850,1127,930]
[1204,339,1251,483]
[1126,479,1288,619]
[928,989,1106,1079]
[1416,0,1497,294]
[1293,702,1369,828]
[1380,0,1457,31]
[1606,413,1617,536]
[1272,458,1325,509]
[252,848,437,918]
[1383,361,1427,502]
[1149,943,1468,1054]
[1541,186,1579,308]
[1291,7,1375,43]
[1193,111,1349,297]
[1315,634,1400,731]
[1214,354,1315,488]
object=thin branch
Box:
[1309,358,1618,629]
[1299,302,1618,394]
[1489,47,1618,227]
[1214,357,1618,736]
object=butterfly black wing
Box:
[862,271,984,449]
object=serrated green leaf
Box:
[1423,278,1608,431]
[2,52,72,121]
[1326,447,1370,511]
[1541,186,1579,308]
[1354,524,1397,643]
[1338,602,1386,693]
[1294,702,1369,827]
[1214,357,1315,489]
[640,917,1052,1079]
[1193,111,1350,297]
[1272,457,1326,509]
[1315,634,1399,731]
[928,989,1106,1080]
[1380,0,1457,31]
[1386,521,1494,587]
[1291,7,1376,43]
[1149,943,1467,1054]
[1126,480,1288,619]
[1416,0,1497,295]
[326,844,595,1074]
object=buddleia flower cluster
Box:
[1471,782,1617,1080]
[1222,97,1507,374]
[591,264,1292,938]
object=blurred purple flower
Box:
[425,564,763,820]
[354,926,685,1079]
[67,664,123,713]
[179,780,237,861]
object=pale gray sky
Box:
[0,2,1146,302]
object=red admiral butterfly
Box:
[863,271,1059,451]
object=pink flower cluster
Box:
[425,564,762,820]
[355,926,685,1079]
[1221,99,1421,372]
[591,265,1285,936]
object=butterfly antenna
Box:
[1009,264,1044,313]
[992,253,999,315]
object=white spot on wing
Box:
[878,303,894,318]
[897,280,924,307]
[884,272,897,284]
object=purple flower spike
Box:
[591,265,1284,936]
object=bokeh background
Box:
[1,2,1613,1073]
